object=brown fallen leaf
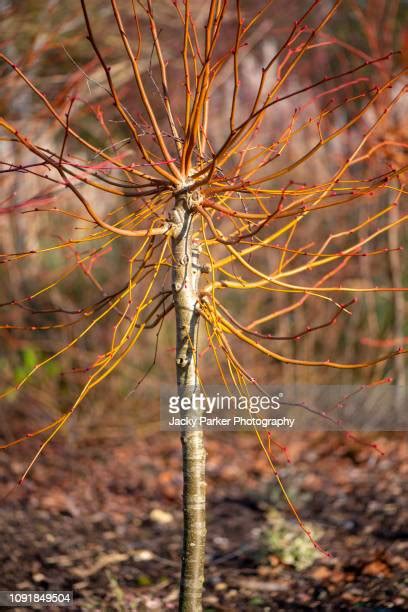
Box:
[71,552,129,578]
[149,508,173,524]
[311,565,331,580]
[235,579,287,592]
[362,560,391,577]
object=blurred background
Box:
[0,1,407,609]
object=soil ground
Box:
[0,424,406,611]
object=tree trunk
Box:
[171,190,206,612]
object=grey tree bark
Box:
[170,189,206,612]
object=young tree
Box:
[1,1,407,609]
